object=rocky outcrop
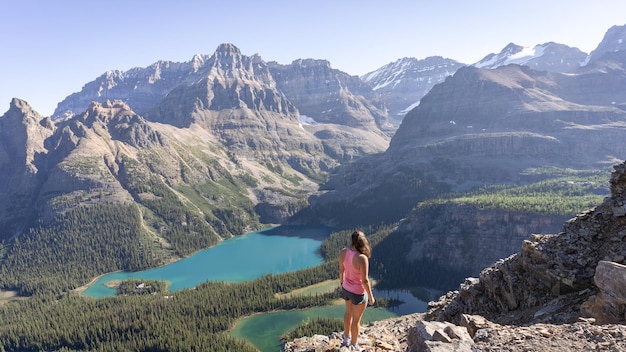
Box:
[581,261,626,324]
[425,161,626,326]
[0,98,54,173]
[283,312,626,351]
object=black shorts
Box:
[341,286,368,305]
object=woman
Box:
[338,230,375,350]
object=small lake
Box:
[229,305,396,352]
[229,287,440,352]
[83,225,332,298]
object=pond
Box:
[229,305,396,352]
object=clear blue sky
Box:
[2,0,625,116]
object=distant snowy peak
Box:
[361,56,463,121]
[474,42,587,73]
[587,23,626,64]
[361,57,419,90]
[361,56,462,91]
[474,43,532,68]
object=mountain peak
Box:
[360,56,463,121]
[206,43,254,78]
[1,98,53,174]
[502,42,524,53]
[215,43,240,53]
[474,41,586,73]
[213,43,243,61]
[587,23,626,64]
[4,98,45,125]
[8,98,34,115]
[290,58,332,69]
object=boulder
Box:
[581,261,626,324]
[408,320,473,352]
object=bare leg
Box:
[343,299,353,342]
[350,302,367,346]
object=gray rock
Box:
[581,261,626,324]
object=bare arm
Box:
[338,248,347,284]
[358,254,375,305]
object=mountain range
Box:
[2,23,626,296]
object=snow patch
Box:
[506,45,546,65]
[399,100,420,115]
[299,115,319,129]
[475,44,547,69]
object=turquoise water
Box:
[229,288,437,351]
[229,305,397,352]
[83,226,331,298]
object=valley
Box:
[1,21,626,352]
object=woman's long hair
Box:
[351,230,371,258]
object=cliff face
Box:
[0,98,55,237]
[269,59,393,133]
[268,59,393,161]
[398,203,570,276]
[427,160,626,326]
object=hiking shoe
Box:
[350,344,365,351]
[341,335,350,347]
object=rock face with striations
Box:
[269,59,393,132]
[146,44,317,160]
[268,59,393,161]
[53,43,392,162]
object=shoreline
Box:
[73,272,120,295]
[76,225,325,298]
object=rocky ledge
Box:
[284,161,626,351]
[283,313,626,351]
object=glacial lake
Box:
[84,225,332,298]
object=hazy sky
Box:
[2,0,626,116]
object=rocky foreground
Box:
[284,161,626,351]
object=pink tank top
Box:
[343,249,365,294]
